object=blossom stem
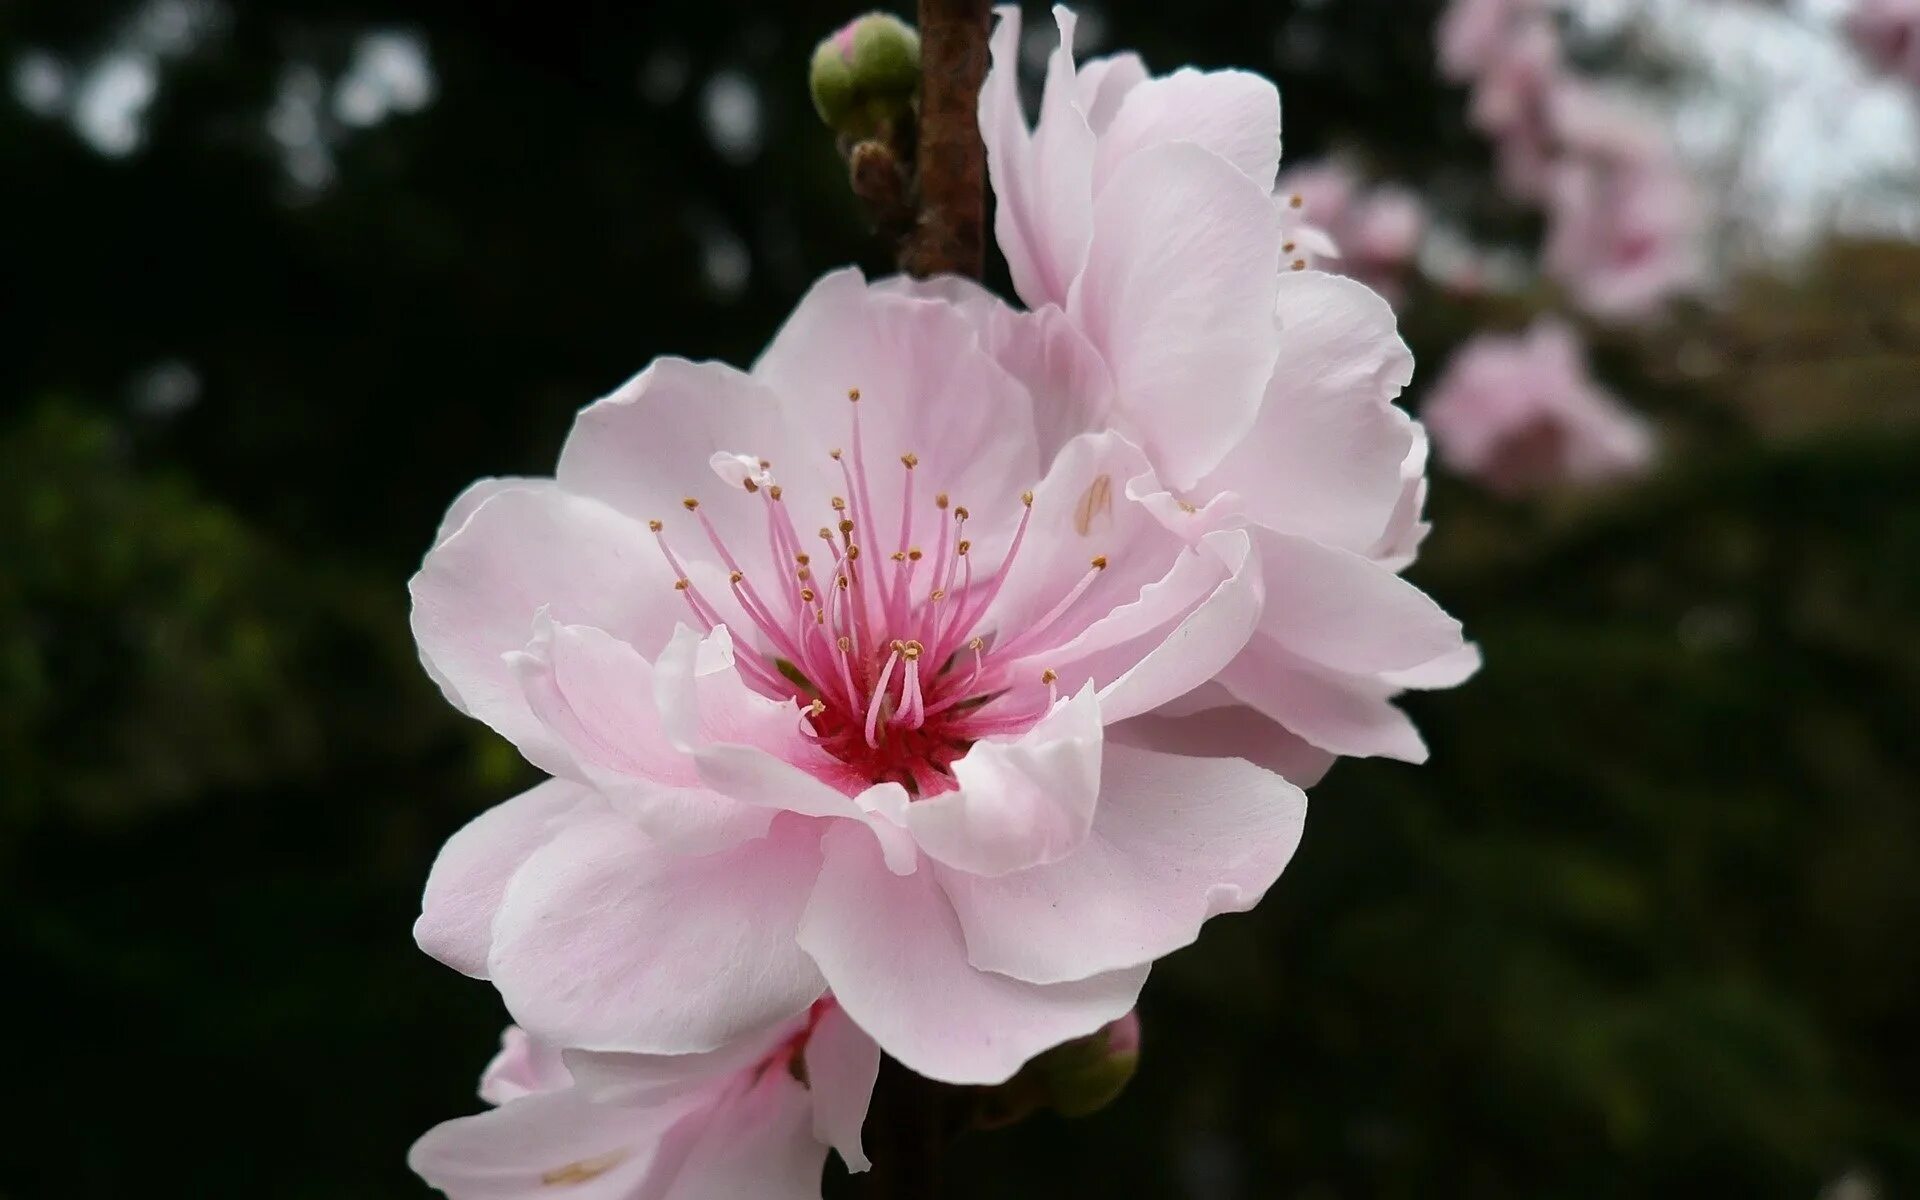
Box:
[902,0,990,279]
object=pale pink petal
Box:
[1094,68,1282,194]
[489,812,827,1055]
[975,303,1115,461]
[802,1003,881,1173]
[557,357,805,585]
[433,477,550,549]
[414,779,599,979]
[1219,637,1430,762]
[799,825,1149,1085]
[977,433,1186,655]
[479,1026,573,1106]
[938,743,1305,985]
[1110,690,1337,787]
[408,1087,680,1200]
[1051,527,1263,724]
[1254,528,1467,676]
[1199,272,1416,554]
[1069,141,1281,489]
[981,6,1100,310]
[751,268,1041,537]
[902,685,1103,877]
[410,487,680,776]
[652,1074,827,1200]
[1074,51,1150,133]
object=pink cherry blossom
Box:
[1423,319,1656,497]
[981,10,1477,769]
[1541,87,1700,321]
[1846,0,1920,87]
[1276,160,1428,304]
[410,1002,880,1199]
[411,266,1308,1085]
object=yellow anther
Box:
[930,588,946,601]
[830,448,844,460]
[935,493,950,509]
[795,552,811,565]
[1289,193,1304,208]
[674,579,691,591]
[743,478,759,493]
[806,699,826,717]
[902,640,924,661]
[957,539,972,555]
[890,639,904,651]
[901,452,919,469]
[839,519,855,535]
[768,485,783,501]
[682,497,700,510]
[838,635,853,652]
[837,576,850,590]
[968,636,985,650]
[1041,668,1058,684]
[801,587,816,602]
[954,505,970,520]
[1283,241,1297,254]
[847,545,861,561]
[1090,555,1108,570]
[758,458,771,469]
[648,519,663,532]
[729,570,744,584]
[831,496,847,511]
[907,548,923,561]
[1021,490,1034,507]
[891,551,906,562]
[819,527,834,541]
[797,567,812,581]
[1291,259,1307,271]
[847,388,861,402]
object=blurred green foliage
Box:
[2,2,1915,1198]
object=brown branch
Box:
[902,0,991,280]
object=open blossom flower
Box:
[1424,319,1656,497]
[1846,0,1920,87]
[982,6,1477,769]
[410,266,1308,1085]
[410,1002,879,1199]
[1275,161,1428,305]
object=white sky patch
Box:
[1566,0,1920,263]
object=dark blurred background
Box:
[4,1,1918,1196]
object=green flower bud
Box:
[810,12,921,142]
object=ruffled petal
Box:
[414,779,599,979]
[489,812,827,1055]
[1068,142,1281,489]
[802,1003,881,1174]
[901,685,1103,877]
[940,743,1304,984]
[799,825,1148,1085]
[410,487,680,776]
[1200,271,1417,554]
[1093,68,1282,194]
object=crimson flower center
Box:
[649,389,1107,795]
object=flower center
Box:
[651,389,1106,795]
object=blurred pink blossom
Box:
[411,1004,879,1199]
[411,265,1312,1087]
[1846,0,1920,86]
[1424,320,1656,496]
[1438,0,1548,82]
